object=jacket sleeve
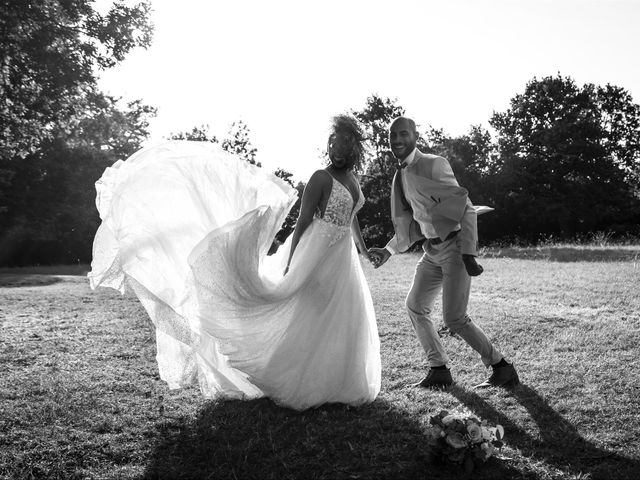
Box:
[432,156,459,187]
[433,157,479,256]
[385,234,399,254]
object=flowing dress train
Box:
[88,141,381,410]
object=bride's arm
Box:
[285,170,328,274]
[351,215,373,262]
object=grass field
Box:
[1,248,640,479]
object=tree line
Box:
[1,1,639,266]
[354,82,640,248]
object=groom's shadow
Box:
[450,383,639,480]
[143,397,524,480]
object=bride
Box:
[88,115,381,410]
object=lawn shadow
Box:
[144,396,525,480]
[450,383,639,480]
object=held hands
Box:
[368,247,391,269]
[357,243,379,266]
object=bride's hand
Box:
[368,247,390,268]
[358,244,374,264]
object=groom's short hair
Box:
[389,116,417,133]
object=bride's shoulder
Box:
[300,169,333,199]
[308,169,333,187]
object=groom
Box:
[369,116,519,389]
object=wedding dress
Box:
[88,141,381,410]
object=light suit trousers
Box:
[405,235,503,368]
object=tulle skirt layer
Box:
[89,141,380,410]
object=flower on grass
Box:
[425,409,505,473]
[480,441,495,461]
[467,422,482,443]
[445,432,467,449]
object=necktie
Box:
[395,164,411,211]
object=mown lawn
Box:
[1,249,639,479]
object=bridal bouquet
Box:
[425,410,504,473]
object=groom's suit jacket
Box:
[385,149,485,256]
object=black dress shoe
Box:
[475,363,519,388]
[412,368,453,389]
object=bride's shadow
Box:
[450,383,639,480]
[144,397,523,480]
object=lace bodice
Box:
[315,174,364,228]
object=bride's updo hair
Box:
[327,114,366,172]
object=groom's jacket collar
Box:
[401,148,418,168]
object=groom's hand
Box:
[368,247,391,269]
[462,254,483,276]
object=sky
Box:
[96,0,640,182]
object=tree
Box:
[351,95,405,246]
[273,168,294,187]
[272,168,303,247]
[221,121,260,166]
[489,74,640,242]
[0,0,155,266]
[426,125,497,203]
[353,94,405,176]
[169,125,218,143]
[0,141,115,266]
[595,84,640,195]
[169,121,259,166]
[66,92,157,160]
[0,0,153,161]
[0,96,157,266]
